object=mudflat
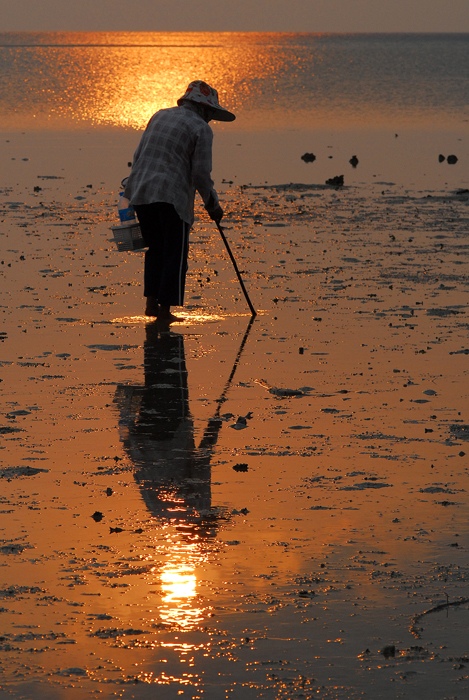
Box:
[0,128,468,699]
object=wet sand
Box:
[0,127,468,699]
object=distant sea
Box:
[0,32,468,132]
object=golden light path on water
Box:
[133,550,206,637]
[13,32,286,130]
[155,524,208,632]
[159,552,204,630]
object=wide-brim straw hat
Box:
[177,80,236,122]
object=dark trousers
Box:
[134,202,190,306]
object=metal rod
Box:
[216,222,257,317]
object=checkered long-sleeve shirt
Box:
[124,105,219,225]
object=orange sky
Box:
[2,0,469,32]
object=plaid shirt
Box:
[124,105,219,225]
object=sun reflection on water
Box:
[0,32,322,131]
[161,564,197,602]
[72,37,284,130]
[159,562,202,630]
[157,528,209,630]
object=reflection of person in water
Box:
[114,323,222,527]
[114,320,253,636]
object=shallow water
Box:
[0,128,468,698]
[0,29,468,700]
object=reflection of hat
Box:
[177,80,236,122]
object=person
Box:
[124,80,236,322]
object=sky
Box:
[1,0,469,33]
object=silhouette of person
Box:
[124,80,236,322]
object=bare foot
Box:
[157,311,183,324]
[145,297,159,317]
[154,305,184,324]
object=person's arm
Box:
[192,125,223,222]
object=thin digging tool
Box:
[216,222,256,317]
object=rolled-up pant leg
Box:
[134,202,190,306]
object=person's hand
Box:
[208,204,223,223]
